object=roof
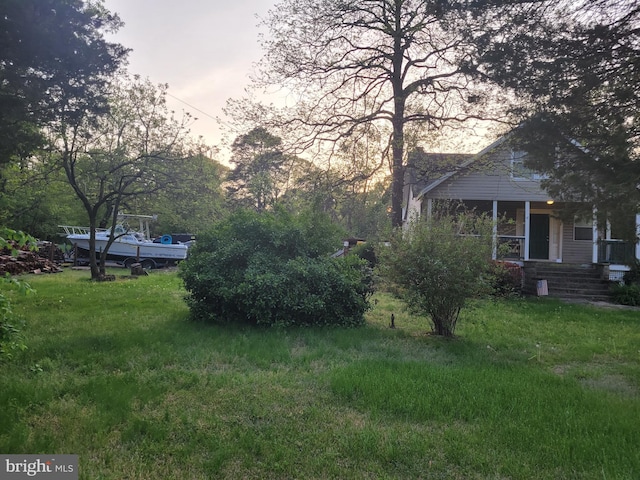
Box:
[413,133,512,199]
[404,152,473,194]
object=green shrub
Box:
[622,260,640,286]
[487,261,523,297]
[378,212,494,337]
[0,290,26,360]
[611,283,640,306]
[0,227,36,361]
[179,209,373,327]
[611,260,640,306]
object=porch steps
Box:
[522,262,612,302]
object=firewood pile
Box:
[0,241,64,276]
[37,241,66,262]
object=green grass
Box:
[1,269,639,479]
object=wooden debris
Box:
[130,263,145,276]
[0,241,63,276]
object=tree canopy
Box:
[230,0,534,227]
[476,0,640,224]
[0,0,128,164]
[227,0,640,230]
[227,127,287,211]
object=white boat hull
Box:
[67,232,188,263]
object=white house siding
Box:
[424,149,552,202]
[403,185,423,229]
[562,219,595,264]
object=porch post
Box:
[592,207,599,264]
[492,200,498,260]
[636,213,640,261]
[426,198,433,219]
[524,201,530,261]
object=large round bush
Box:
[179,209,373,326]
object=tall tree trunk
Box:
[88,217,101,280]
[391,114,405,229]
[390,0,406,229]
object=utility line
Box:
[166,92,218,122]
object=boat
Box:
[60,214,190,269]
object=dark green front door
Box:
[530,214,550,260]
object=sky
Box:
[103,0,276,154]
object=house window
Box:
[574,216,593,241]
[510,151,547,180]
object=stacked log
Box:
[37,241,66,262]
[0,242,63,276]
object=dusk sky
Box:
[104,0,276,152]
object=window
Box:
[574,216,593,241]
[510,151,547,181]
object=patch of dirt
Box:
[560,297,640,311]
[552,363,638,397]
[580,374,638,397]
[552,364,570,376]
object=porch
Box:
[424,199,640,281]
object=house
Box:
[403,133,640,296]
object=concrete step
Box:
[523,262,612,301]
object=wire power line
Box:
[166,92,217,122]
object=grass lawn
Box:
[1,269,639,479]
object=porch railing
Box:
[497,235,525,260]
[598,239,635,265]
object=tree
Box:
[379,211,494,337]
[49,75,195,279]
[0,0,128,164]
[320,129,392,238]
[130,153,228,235]
[227,127,288,211]
[0,157,81,239]
[230,0,523,227]
[476,0,640,232]
[270,148,392,239]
